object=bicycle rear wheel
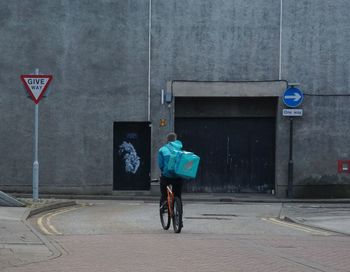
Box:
[159,199,171,230]
[172,197,183,233]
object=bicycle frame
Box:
[166,185,174,217]
[160,183,183,233]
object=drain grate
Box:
[184,214,237,221]
[184,216,233,220]
[201,214,237,217]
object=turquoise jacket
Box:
[158,140,183,178]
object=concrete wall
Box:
[151,0,350,197]
[0,0,149,194]
[281,0,350,197]
[0,0,349,197]
[151,0,281,179]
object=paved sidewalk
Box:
[294,216,350,235]
[0,200,76,270]
[0,207,52,270]
[280,203,350,236]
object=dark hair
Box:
[167,132,177,142]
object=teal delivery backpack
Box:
[174,151,200,179]
[166,149,178,175]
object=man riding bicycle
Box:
[158,132,183,208]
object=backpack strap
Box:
[166,144,175,153]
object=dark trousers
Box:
[160,176,183,202]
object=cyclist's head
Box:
[166,132,177,142]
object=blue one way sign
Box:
[283,87,303,108]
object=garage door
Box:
[175,118,275,193]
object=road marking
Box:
[262,218,334,236]
[37,206,82,235]
[37,213,55,235]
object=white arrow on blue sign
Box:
[283,87,304,107]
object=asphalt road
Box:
[30,201,334,236]
[4,200,350,272]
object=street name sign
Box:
[282,87,303,108]
[20,75,53,104]
[283,108,303,117]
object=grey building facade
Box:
[0,0,349,198]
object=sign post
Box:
[282,86,304,199]
[288,117,294,199]
[33,70,39,201]
[20,69,53,201]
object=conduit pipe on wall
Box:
[279,0,283,80]
[148,0,152,121]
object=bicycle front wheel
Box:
[159,199,171,230]
[172,197,183,233]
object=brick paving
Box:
[3,233,350,272]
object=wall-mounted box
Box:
[338,160,350,173]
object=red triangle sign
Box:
[20,75,53,104]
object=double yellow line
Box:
[37,206,81,235]
[262,217,334,236]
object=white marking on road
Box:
[262,218,334,236]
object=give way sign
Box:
[20,75,53,104]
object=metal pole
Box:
[147,0,152,121]
[33,68,40,201]
[287,117,293,198]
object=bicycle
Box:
[159,184,183,233]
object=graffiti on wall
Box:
[118,141,140,174]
